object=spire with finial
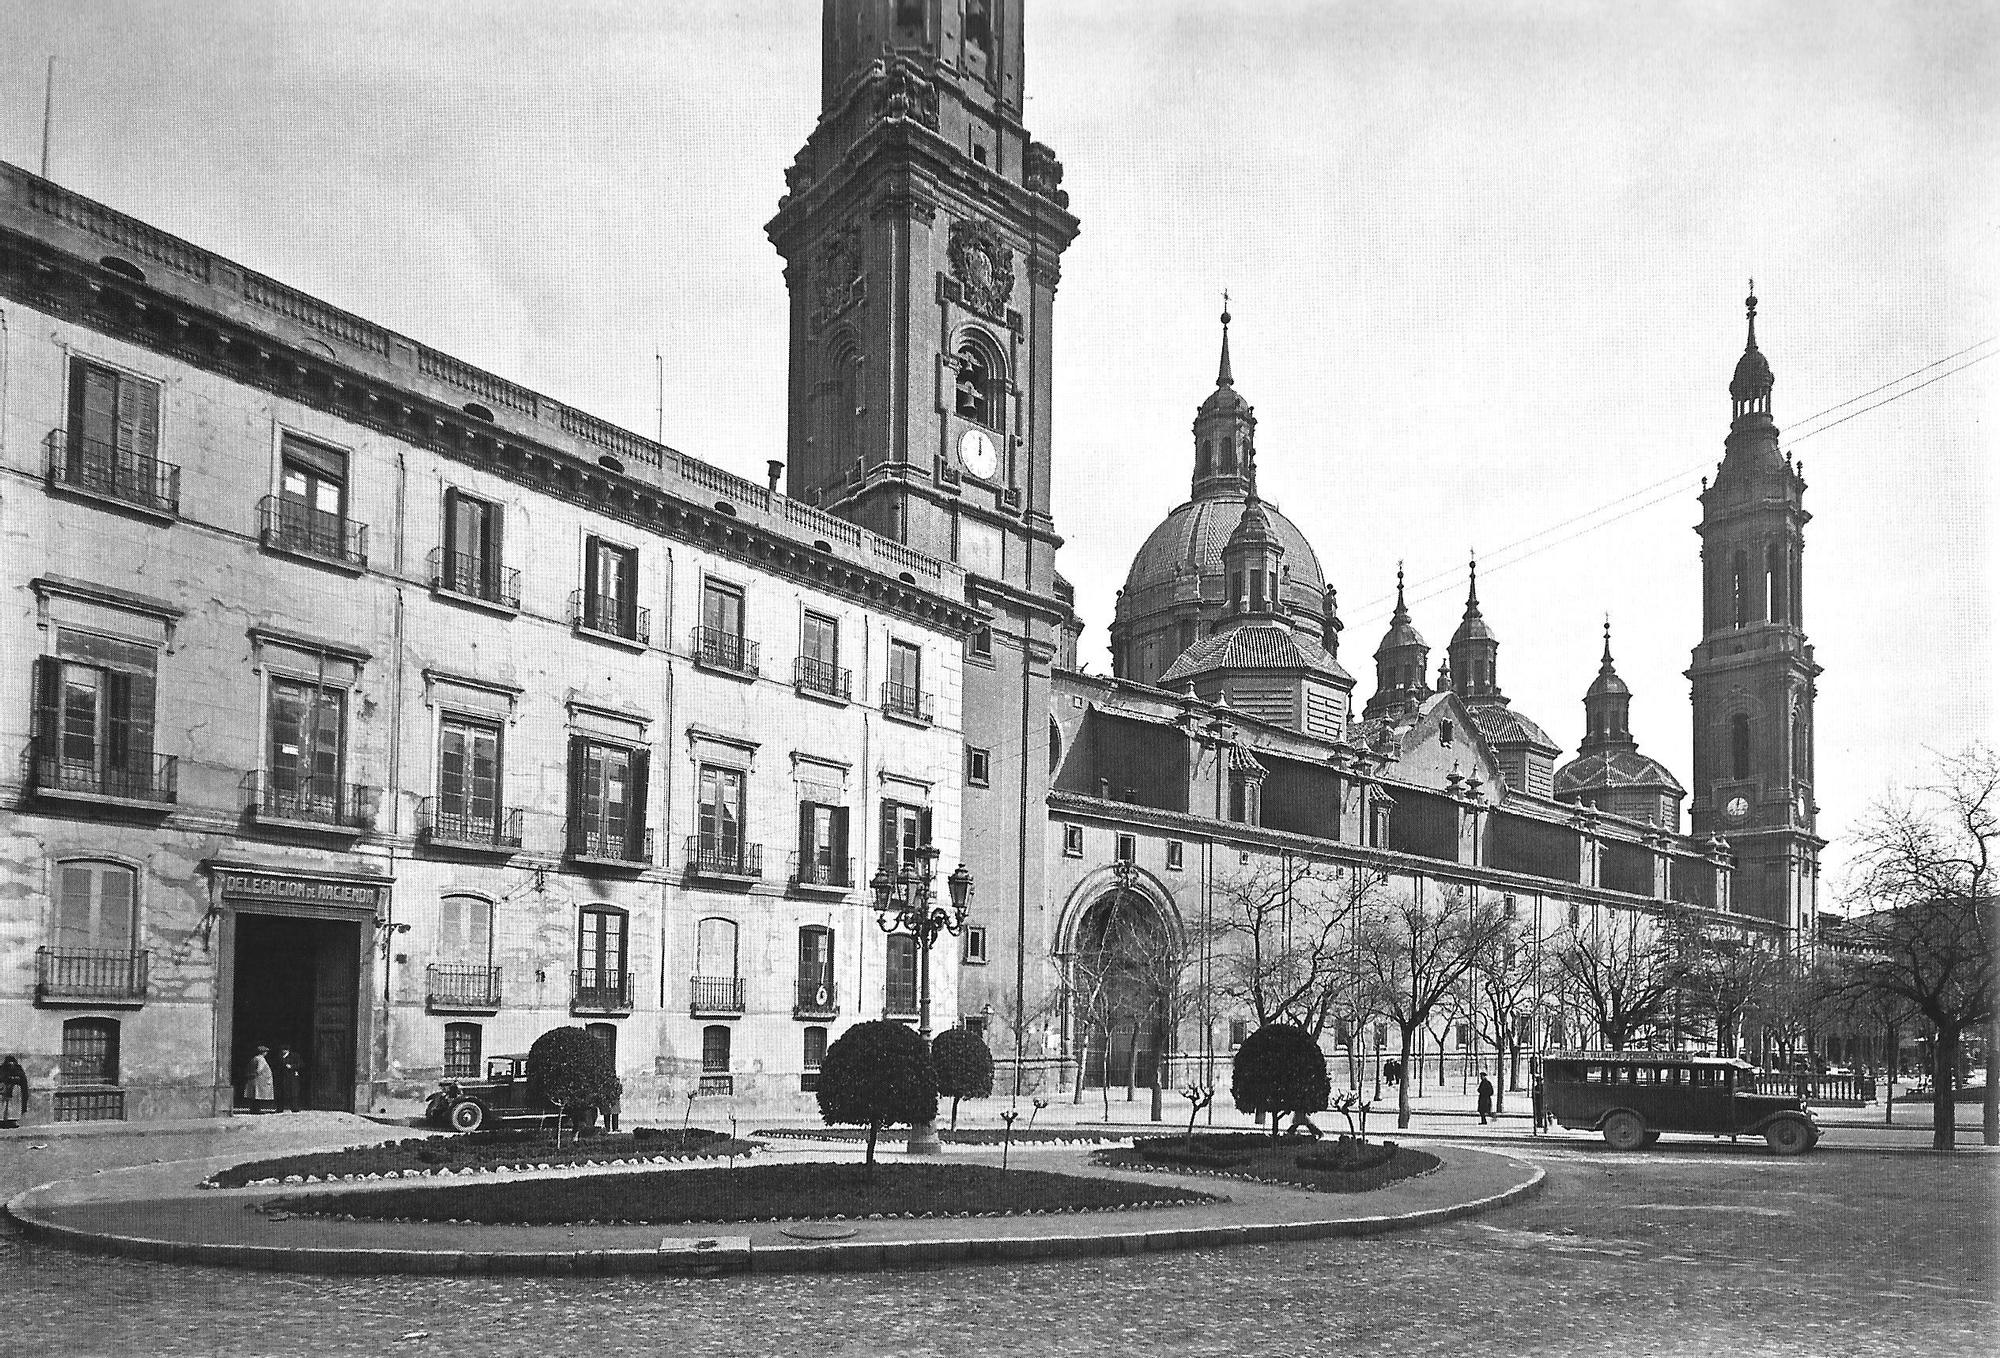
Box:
[1581,611,1634,752]
[1449,551,1501,702]
[1392,562,1410,624]
[1217,290,1234,388]
[1366,560,1432,721]
[1191,289,1256,498]
[1729,277,1775,417]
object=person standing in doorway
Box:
[244,1046,275,1114]
[1,1054,29,1127]
[274,1048,302,1113]
[1477,1071,1495,1125]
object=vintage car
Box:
[423,1053,598,1133]
[1539,1050,1820,1155]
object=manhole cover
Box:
[780,1222,860,1241]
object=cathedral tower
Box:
[1686,287,1821,938]
[1363,565,1431,721]
[767,0,1081,1052]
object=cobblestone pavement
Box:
[2,1125,1991,1358]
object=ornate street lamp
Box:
[872,844,973,1154]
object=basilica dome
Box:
[1117,493,1328,628]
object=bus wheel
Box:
[1602,1111,1646,1152]
[1764,1117,1814,1156]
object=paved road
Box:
[2,1121,1992,1357]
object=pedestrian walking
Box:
[243,1046,275,1114]
[1531,1076,1547,1135]
[1477,1072,1495,1124]
[0,1054,29,1127]
[274,1048,302,1112]
[600,1077,623,1133]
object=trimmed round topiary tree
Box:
[932,1026,995,1131]
[1232,1023,1332,1144]
[526,1026,618,1144]
[816,1020,938,1169]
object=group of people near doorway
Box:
[240,1045,304,1113]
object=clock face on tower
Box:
[958,428,999,481]
[1724,795,1750,821]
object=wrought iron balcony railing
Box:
[793,655,852,700]
[36,947,149,1003]
[684,836,762,880]
[567,824,653,867]
[690,975,747,1016]
[569,589,650,644]
[425,963,502,1010]
[697,1072,734,1095]
[794,974,839,1017]
[249,772,374,830]
[427,547,521,610]
[881,681,934,724]
[419,797,524,851]
[787,851,853,890]
[45,429,180,516]
[692,626,760,677]
[28,739,178,805]
[571,967,633,1012]
[885,978,919,1018]
[258,495,368,567]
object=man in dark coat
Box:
[1477,1071,1496,1124]
[1,1054,29,1127]
[274,1049,303,1112]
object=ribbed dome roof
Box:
[1554,749,1687,799]
[1470,703,1559,754]
[1158,619,1352,686]
[1730,345,1773,402]
[1117,495,1327,620]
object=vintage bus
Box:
[1538,1051,1820,1154]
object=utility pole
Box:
[42,57,57,179]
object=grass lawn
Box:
[1095,1133,1440,1193]
[207,1127,752,1189]
[265,1162,1220,1225]
[753,1127,1123,1145]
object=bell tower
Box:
[767,0,1081,1059]
[1687,285,1822,942]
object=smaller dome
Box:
[1730,345,1773,402]
[1554,749,1687,799]
[1452,611,1497,646]
[1200,383,1251,416]
[1227,497,1277,549]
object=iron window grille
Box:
[45,429,180,516]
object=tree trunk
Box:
[865,1120,879,1172]
[1884,1017,1897,1127]
[1150,1024,1166,1123]
[1072,1034,1087,1105]
[950,1095,961,1132]
[1397,1026,1415,1129]
[1932,1025,1959,1151]
[1985,1012,1998,1147]
[1125,1017,1140,1102]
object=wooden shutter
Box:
[617,548,639,633]
[797,800,818,875]
[442,487,462,562]
[879,800,898,871]
[486,501,505,595]
[116,374,160,462]
[918,805,934,851]
[625,747,651,861]
[581,536,603,627]
[31,655,63,756]
[565,735,588,854]
[105,670,133,772]
[831,806,850,869]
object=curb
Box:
[4,1154,1544,1277]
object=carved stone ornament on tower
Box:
[869,51,941,129]
[1025,141,1070,209]
[811,228,863,333]
[948,219,1016,317]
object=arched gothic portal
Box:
[1062,880,1182,1091]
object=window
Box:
[576,906,629,1006]
[954,340,1000,429]
[798,610,845,695]
[1334,1018,1353,1047]
[796,801,851,887]
[567,738,648,861]
[879,799,932,873]
[31,631,162,801]
[963,924,988,964]
[1549,1016,1568,1048]
[1731,551,1749,628]
[798,927,836,1011]
[884,639,926,720]
[697,578,753,672]
[1062,823,1084,857]
[702,1025,732,1073]
[62,1017,119,1086]
[443,1022,482,1080]
[963,1015,988,1039]
[440,488,505,602]
[582,536,640,638]
[586,1022,618,1070]
[437,895,493,967]
[1373,1022,1388,1050]
[436,714,503,842]
[1567,902,1582,930]
[1165,840,1184,871]
[266,674,348,820]
[51,861,139,993]
[1502,894,1517,919]
[274,434,358,562]
[886,934,919,1015]
[697,764,748,873]
[968,623,993,662]
[966,746,991,787]
[62,357,172,512]
[1439,720,1453,747]
[802,1025,828,1092]
[1229,1019,1250,1048]
[697,917,740,982]
[1730,714,1751,783]
[1456,1022,1471,1049]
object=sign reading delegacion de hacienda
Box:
[214,869,386,911]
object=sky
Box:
[3,0,1993,889]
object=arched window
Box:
[797,926,835,1012]
[62,1017,119,1086]
[443,1021,482,1079]
[701,1024,733,1094]
[954,336,1004,431]
[802,1025,828,1092]
[1731,551,1749,628]
[1048,717,1064,774]
[1219,437,1235,472]
[1792,711,1810,781]
[437,894,492,967]
[1198,440,1212,476]
[696,917,739,982]
[53,859,136,954]
[1766,543,1785,623]
[585,1021,618,1071]
[827,340,863,466]
[1730,714,1751,782]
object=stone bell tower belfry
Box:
[767,0,1081,1060]
[1686,285,1822,943]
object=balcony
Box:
[793,655,852,702]
[571,968,633,1013]
[249,772,374,833]
[567,825,653,870]
[259,495,368,569]
[44,429,180,518]
[794,974,839,1019]
[881,681,934,726]
[569,590,650,647]
[690,974,747,1017]
[697,1072,734,1096]
[692,626,760,679]
[36,947,148,1005]
[426,963,502,1012]
[427,547,521,612]
[885,978,919,1019]
[28,739,178,809]
[419,797,524,853]
[787,851,854,894]
[683,836,762,882]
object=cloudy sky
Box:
[4,1,1993,886]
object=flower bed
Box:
[203,1127,751,1189]
[752,1127,1125,1146]
[262,1162,1220,1226]
[1099,1134,1439,1194]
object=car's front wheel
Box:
[1763,1116,1815,1156]
[1601,1111,1647,1152]
[448,1098,487,1133]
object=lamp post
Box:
[872,844,973,1155]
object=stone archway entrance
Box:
[1068,887,1176,1092]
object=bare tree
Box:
[1207,858,1380,1038]
[1840,746,1998,1149]
[1104,906,1196,1122]
[1355,885,1510,1128]
[1468,919,1546,1107]
[1549,907,1700,1052]
[1059,946,1117,1117]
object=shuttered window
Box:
[56,860,137,952]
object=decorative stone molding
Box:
[948,218,1015,318]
